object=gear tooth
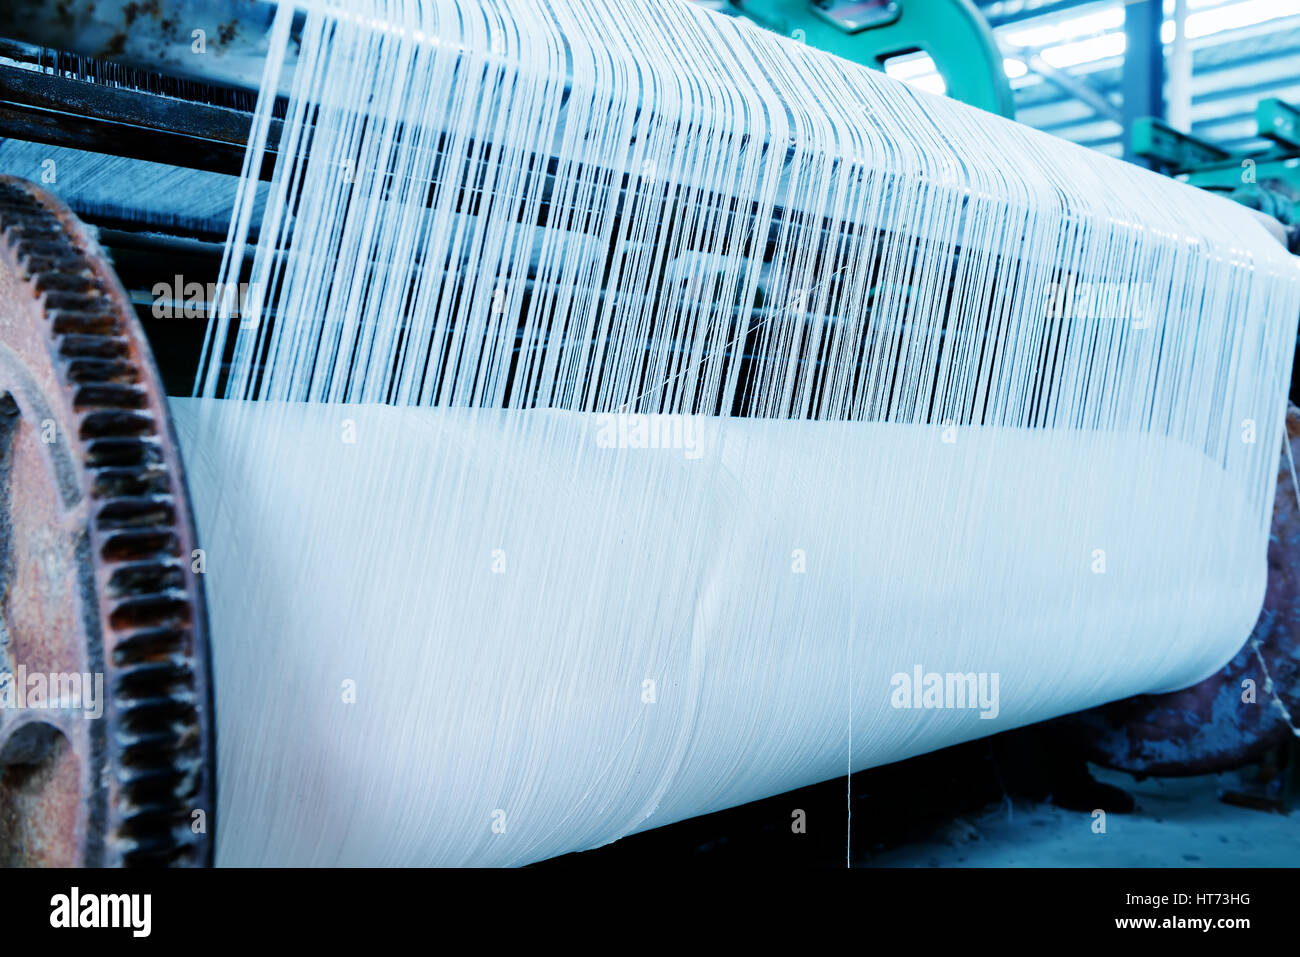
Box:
[59,333,131,359]
[101,526,182,562]
[107,559,187,598]
[109,593,192,633]
[96,495,177,530]
[84,435,165,467]
[112,626,192,667]
[74,382,149,409]
[114,657,195,696]
[66,357,140,384]
[92,465,171,499]
[80,408,156,439]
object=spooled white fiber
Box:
[181,0,1300,865]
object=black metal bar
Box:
[0,63,278,179]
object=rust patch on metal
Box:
[0,722,79,866]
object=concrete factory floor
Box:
[869,766,1300,868]
[547,734,1299,868]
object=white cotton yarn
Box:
[176,0,1300,865]
[174,401,1265,865]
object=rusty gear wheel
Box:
[0,175,213,865]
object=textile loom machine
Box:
[0,0,1298,869]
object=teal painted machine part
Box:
[726,0,1016,118]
